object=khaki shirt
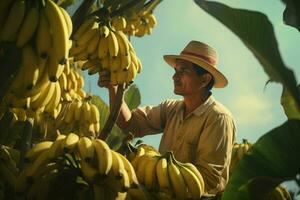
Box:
[127,95,236,195]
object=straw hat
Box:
[163,41,228,88]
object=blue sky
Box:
[84,0,300,149]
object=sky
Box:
[82,0,300,149]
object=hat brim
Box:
[163,54,228,88]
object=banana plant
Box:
[91,84,141,150]
[194,0,300,199]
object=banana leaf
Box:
[124,84,141,111]
[194,0,300,110]
[281,85,300,120]
[222,120,300,200]
[281,0,300,31]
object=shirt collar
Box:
[176,94,215,117]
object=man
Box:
[98,41,236,197]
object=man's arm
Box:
[98,70,132,129]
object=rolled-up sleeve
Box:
[126,103,166,137]
[194,114,236,195]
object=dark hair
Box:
[192,63,214,91]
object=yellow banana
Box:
[59,7,72,38]
[89,103,100,124]
[78,136,94,162]
[110,55,122,73]
[74,100,83,121]
[98,36,109,59]
[86,29,100,54]
[47,47,65,82]
[70,44,87,57]
[115,31,130,56]
[107,30,119,58]
[167,153,188,199]
[117,152,139,187]
[62,132,79,152]
[178,164,203,199]
[121,54,131,70]
[36,11,52,58]
[111,16,127,31]
[45,82,61,112]
[156,157,171,189]
[147,13,157,28]
[25,149,50,178]
[21,45,40,89]
[73,16,98,40]
[48,134,66,160]
[0,0,26,42]
[93,139,113,176]
[144,155,160,191]
[30,82,55,110]
[44,0,69,65]
[82,101,91,123]
[76,21,98,46]
[25,141,53,162]
[179,162,205,193]
[17,5,39,47]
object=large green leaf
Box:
[194,0,300,109]
[222,120,300,200]
[281,85,300,120]
[124,84,141,111]
[281,0,300,31]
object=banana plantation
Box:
[0,0,299,199]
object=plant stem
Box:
[98,83,126,141]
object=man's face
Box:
[172,60,204,96]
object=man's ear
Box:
[201,73,213,87]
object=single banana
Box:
[86,29,100,54]
[0,0,26,42]
[115,31,129,56]
[167,153,188,199]
[25,149,50,178]
[107,30,119,58]
[30,82,55,110]
[62,132,79,152]
[25,141,53,162]
[21,45,40,89]
[179,162,205,193]
[93,139,113,176]
[59,7,72,38]
[156,157,171,189]
[47,47,65,82]
[48,134,66,160]
[44,0,69,64]
[117,152,139,187]
[78,136,94,162]
[178,164,203,199]
[44,82,61,113]
[73,16,98,40]
[16,5,39,47]
[144,155,160,191]
[76,21,98,46]
[98,35,109,59]
[36,11,52,58]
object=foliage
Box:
[91,84,141,149]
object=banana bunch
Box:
[59,65,86,102]
[265,185,292,200]
[229,139,253,174]
[17,134,139,199]
[34,98,100,140]
[71,16,142,85]
[1,0,73,119]
[111,16,127,31]
[129,144,205,199]
[0,0,72,81]
[124,11,157,37]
